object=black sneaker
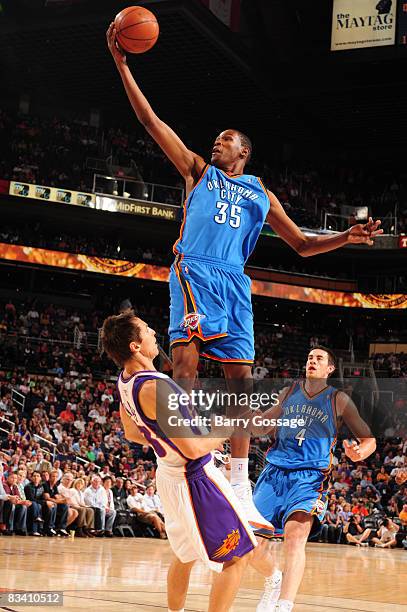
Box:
[58,529,69,537]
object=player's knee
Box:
[285,521,311,548]
[172,353,198,380]
[253,538,270,561]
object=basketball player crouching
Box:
[101,310,265,612]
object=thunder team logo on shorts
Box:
[313,498,326,515]
[180,312,206,331]
[212,529,240,559]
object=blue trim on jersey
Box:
[173,165,270,269]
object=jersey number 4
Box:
[295,428,306,447]
[214,202,242,228]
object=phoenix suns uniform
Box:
[117,370,257,570]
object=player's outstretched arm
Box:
[336,392,376,461]
[106,23,205,182]
[266,191,383,257]
[139,379,230,460]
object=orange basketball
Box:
[114,6,159,54]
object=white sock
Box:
[270,568,282,582]
[276,599,294,611]
[230,458,249,484]
[168,609,184,612]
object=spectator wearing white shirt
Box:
[127,484,166,538]
[74,414,86,433]
[142,485,163,515]
[83,475,106,535]
[58,473,94,536]
[253,364,269,380]
[88,406,100,421]
[101,477,116,537]
[393,453,405,467]
[101,390,114,404]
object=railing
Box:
[12,389,25,412]
[3,333,72,347]
[73,326,100,350]
[92,174,184,206]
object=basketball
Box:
[114,6,159,54]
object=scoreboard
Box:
[399,1,407,44]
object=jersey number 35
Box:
[214,202,242,228]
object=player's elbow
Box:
[296,237,312,257]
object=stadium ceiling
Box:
[0,0,406,154]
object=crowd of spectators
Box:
[318,439,407,548]
[1,107,407,232]
[0,297,405,545]
[371,352,407,378]
[0,109,97,193]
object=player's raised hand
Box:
[106,22,127,67]
[347,217,383,246]
[343,439,362,462]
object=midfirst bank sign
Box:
[331,0,396,51]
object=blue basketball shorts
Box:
[169,254,254,364]
[253,463,330,536]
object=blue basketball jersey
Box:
[173,164,270,269]
[267,381,338,471]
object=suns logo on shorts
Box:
[313,499,326,515]
[180,313,205,331]
[212,529,240,559]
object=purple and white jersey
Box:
[117,369,257,570]
[117,369,210,470]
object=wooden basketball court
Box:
[0,537,406,611]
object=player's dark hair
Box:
[308,345,337,370]
[101,309,142,368]
[233,130,252,163]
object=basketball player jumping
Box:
[253,347,376,612]
[106,23,382,529]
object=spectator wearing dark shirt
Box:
[111,477,127,510]
[24,471,50,535]
[2,472,27,535]
[344,514,371,546]
[42,470,71,536]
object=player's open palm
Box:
[347,217,383,245]
[343,439,362,462]
[106,22,127,67]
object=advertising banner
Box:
[331,0,396,50]
[1,243,407,309]
[9,181,95,207]
[95,195,179,220]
